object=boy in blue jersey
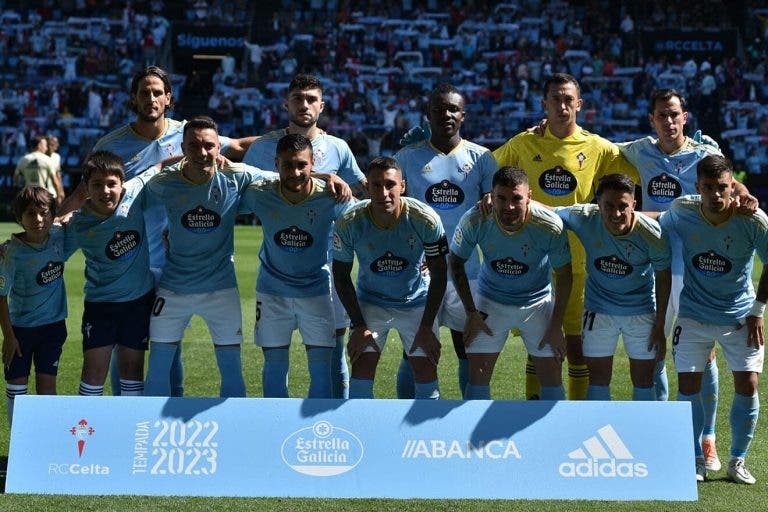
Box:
[240,134,353,398]
[555,174,671,401]
[333,157,448,399]
[450,167,571,400]
[659,155,767,484]
[242,74,367,399]
[64,151,160,397]
[142,116,275,398]
[1,187,74,424]
[395,83,497,399]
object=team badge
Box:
[723,235,733,251]
[211,184,222,204]
[459,163,472,180]
[407,234,417,250]
[70,419,95,457]
[313,148,325,167]
[165,143,176,157]
[118,203,130,216]
[307,208,317,225]
[521,244,530,257]
[576,152,586,169]
[675,160,683,174]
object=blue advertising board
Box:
[6,396,696,500]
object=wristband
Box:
[749,300,765,318]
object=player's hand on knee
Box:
[746,315,764,348]
[2,335,21,368]
[648,324,666,361]
[539,323,565,363]
[411,325,441,366]
[462,310,492,347]
[347,326,379,364]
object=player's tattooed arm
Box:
[0,296,21,368]
[746,266,768,348]
[650,268,671,360]
[449,252,492,346]
[332,259,379,363]
[412,252,448,365]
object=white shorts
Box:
[255,293,335,348]
[467,295,554,357]
[332,286,350,330]
[360,302,438,357]
[672,317,765,373]
[663,273,684,337]
[438,280,478,331]
[582,311,656,360]
[150,287,242,345]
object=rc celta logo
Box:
[281,420,364,477]
[70,419,95,457]
[559,424,648,478]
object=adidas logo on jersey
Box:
[533,154,542,162]
[559,424,648,478]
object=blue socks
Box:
[330,334,349,399]
[458,358,469,399]
[730,392,759,459]
[262,348,289,398]
[144,342,178,396]
[653,359,668,401]
[349,377,374,399]
[415,380,440,400]
[396,352,414,399]
[678,390,704,457]
[587,384,611,401]
[540,385,565,400]
[464,383,490,400]
[702,358,719,437]
[214,346,245,397]
[307,347,333,398]
[633,386,655,401]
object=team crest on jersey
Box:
[539,166,577,196]
[307,208,317,225]
[426,180,464,210]
[459,163,472,180]
[36,261,64,287]
[521,244,530,257]
[647,173,681,203]
[371,251,408,276]
[407,234,417,250]
[723,236,733,251]
[117,202,130,216]
[165,143,176,157]
[105,230,141,261]
[491,257,529,278]
[313,148,325,167]
[675,160,683,174]
[576,152,586,169]
[275,226,314,253]
[692,250,731,277]
[594,255,633,279]
[182,206,221,233]
[211,184,222,204]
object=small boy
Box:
[0,186,73,424]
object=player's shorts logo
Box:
[594,255,633,279]
[490,257,529,278]
[371,251,408,276]
[36,261,64,287]
[105,230,141,261]
[692,250,731,277]
[182,206,221,233]
[647,173,682,203]
[425,180,465,210]
[274,226,314,253]
[539,166,577,196]
[281,420,364,477]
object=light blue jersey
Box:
[64,168,160,302]
[243,129,365,185]
[0,226,75,327]
[333,197,447,308]
[146,161,274,294]
[239,177,353,298]
[556,204,671,316]
[451,202,571,306]
[660,196,768,325]
[93,119,232,269]
[395,139,496,280]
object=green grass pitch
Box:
[0,223,765,510]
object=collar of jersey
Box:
[129,118,169,142]
[278,178,316,205]
[367,197,405,230]
[428,138,463,157]
[493,207,530,234]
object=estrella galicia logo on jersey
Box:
[594,255,633,279]
[182,206,221,233]
[539,166,577,196]
[281,420,364,477]
[491,257,529,278]
[371,251,408,276]
[692,250,731,277]
[275,226,314,253]
[425,180,465,210]
[647,173,682,203]
[36,261,64,287]
[105,230,140,261]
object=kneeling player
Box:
[555,174,671,400]
[333,157,448,399]
[450,167,572,399]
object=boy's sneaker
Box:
[702,436,721,471]
[727,458,756,485]
[695,457,707,482]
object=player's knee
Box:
[351,352,379,379]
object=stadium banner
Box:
[641,29,737,58]
[172,22,248,71]
[6,396,696,500]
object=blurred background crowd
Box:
[0,0,766,203]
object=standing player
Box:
[333,157,448,400]
[555,174,671,400]
[243,74,368,399]
[493,73,638,400]
[238,134,353,398]
[450,167,571,400]
[64,151,159,397]
[142,116,274,397]
[394,83,496,399]
[45,135,64,202]
[1,187,73,423]
[14,136,64,205]
[660,155,767,484]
